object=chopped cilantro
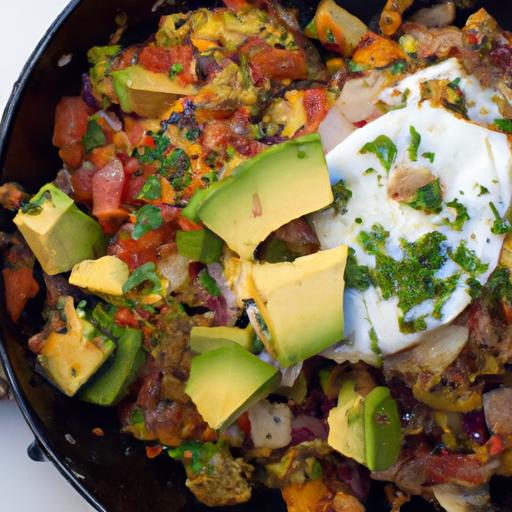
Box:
[444,198,469,231]
[408,126,421,161]
[432,273,460,319]
[185,127,201,141]
[331,179,352,215]
[450,241,488,275]
[132,205,163,240]
[164,148,191,191]
[83,119,106,153]
[344,247,371,292]
[399,315,427,334]
[485,266,512,305]
[347,60,368,73]
[466,277,483,300]
[168,441,221,475]
[137,175,161,201]
[478,185,490,196]
[406,178,442,214]
[422,151,435,163]
[390,60,407,75]
[198,269,221,297]
[169,63,183,78]
[494,119,512,133]
[489,201,512,234]
[369,327,381,357]
[364,167,376,175]
[20,191,50,215]
[360,135,397,173]
[355,217,363,224]
[358,224,389,255]
[325,28,336,44]
[122,262,161,294]
[130,408,145,425]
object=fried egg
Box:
[313,99,512,363]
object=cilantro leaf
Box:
[122,262,161,294]
[408,126,421,161]
[331,179,352,215]
[132,205,163,240]
[137,175,162,201]
[444,198,469,231]
[406,178,442,214]
[422,151,435,163]
[169,63,183,79]
[83,119,106,153]
[494,118,512,133]
[360,135,397,173]
[450,240,488,276]
[198,269,221,297]
[344,247,371,291]
[489,201,512,234]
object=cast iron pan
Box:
[1,1,512,511]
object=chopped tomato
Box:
[112,47,139,71]
[92,157,128,225]
[108,221,178,271]
[250,47,308,85]
[123,156,140,175]
[52,97,89,148]
[297,88,329,136]
[138,45,195,85]
[89,144,116,170]
[223,0,250,11]
[58,141,85,168]
[425,454,489,486]
[2,266,40,323]
[71,164,96,202]
[114,307,139,328]
[124,117,145,146]
[237,412,251,436]
[145,444,163,459]
[124,174,145,205]
[178,216,202,232]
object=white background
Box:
[0,1,94,510]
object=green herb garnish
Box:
[344,248,371,292]
[494,119,512,133]
[122,262,161,294]
[169,63,183,78]
[83,119,106,153]
[331,179,352,215]
[422,151,435,163]
[406,178,442,214]
[358,224,389,255]
[444,198,469,231]
[132,204,163,240]
[137,175,162,201]
[489,201,512,234]
[408,126,421,162]
[450,240,488,275]
[360,135,397,173]
[198,269,221,297]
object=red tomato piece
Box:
[114,307,139,328]
[138,46,174,73]
[223,0,250,11]
[299,88,329,136]
[71,164,96,203]
[92,157,127,218]
[2,266,40,323]
[52,97,89,148]
[59,141,85,168]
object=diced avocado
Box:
[327,380,366,465]
[327,380,402,471]
[176,229,223,264]
[38,297,115,397]
[198,134,333,260]
[14,184,106,275]
[364,386,402,471]
[112,65,196,118]
[69,255,129,296]
[248,246,348,367]
[190,325,256,354]
[186,345,279,430]
[78,328,145,406]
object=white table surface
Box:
[0,1,94,510]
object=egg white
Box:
[313,101,512,362]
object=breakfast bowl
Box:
[1,1,512,511]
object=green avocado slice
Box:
[186,345,279,430]
[189,325,256,354]
[14,184,106,275]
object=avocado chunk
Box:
[78,328,145,406]
[39,297,115,397]
[198,134,333,260]
[186,345,279,430]
[14,184,106,275]
[69,255,129,296]
[327,381,402,471]
[176,229,223,264]
[190,325,256,354]
[248,245,348,367]
[364,386,402,471]
[112,65,196,118]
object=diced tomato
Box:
[488,434,505,456]
[114,307,139,328]
[237,412,251,436]
[138,46,175,73]
[222,0,250,11]
[297,88,329,136]
[353,120,368,128]
[124,174,145,205]
[59,141,85,168]
[123,156,140,175]
[145,444,163,459]
[250,47,308,85]
[71,164,96,202]
[138,45,195,85]
[88,144,116,170]
[108,221,178,271]
[124,117,145,146]
[2,266,40,323]
[52,97,89,148]
[425,454,489,486]
[92,157,127,222]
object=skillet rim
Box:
[0,1,106,510]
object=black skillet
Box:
[1,0,511,510]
